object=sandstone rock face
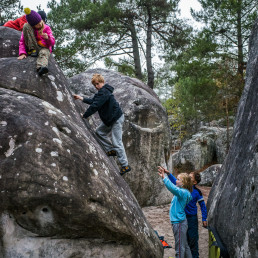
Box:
[199,164,222,187]
[0,27,163,258]
[171,126,232,172]
[70,69,172,206]
[207,20,258,257]
[0,27,20,58]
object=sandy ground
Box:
[143,186,211,258]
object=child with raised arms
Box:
[158,166,193,258]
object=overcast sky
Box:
[20,0,202,18]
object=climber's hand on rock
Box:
[73,94,83,101]
[160,166,170,174]
[157,166,165,179]
[158,166,169,175]
[18,54,26,60]
[202,221,208,228]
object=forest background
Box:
[1,0,257,141]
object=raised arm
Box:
[163,177,186,198]
[158,166,176,185]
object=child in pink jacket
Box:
[17,8,55,76]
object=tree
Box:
[191,0,257,80]
[164,29,243,138]
[47,0,188,87]
[0,0,23,24]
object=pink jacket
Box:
[19,24,55,56]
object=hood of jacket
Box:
[102,84,114,93]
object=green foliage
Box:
[160,0,256,137]
[191,0,257,77]
[47,0,189,80]
[104,57,136,78]
[163,28,243,135]
[163,97,186,140]
[0,0,23,24]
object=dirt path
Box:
[143,186,211,258]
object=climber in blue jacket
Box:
[159,166,207,258]
[73,73,131,175]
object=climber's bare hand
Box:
[73,94,83,101]
[18,54,27,60]
[42,33,48,39]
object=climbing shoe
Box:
[30,49,38,57]
[107,150,117,156]
[37,66,48,76]
[120,165,131,176]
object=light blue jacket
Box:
[163,177,192,224]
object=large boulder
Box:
[0,27,163,257]
[207,19,258,257]
[69,69,172,206]
[0,27,20,57]
[199,164,222,187]
[171,126,233,173]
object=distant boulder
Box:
[0,27,163,258]
[70,69,172,206]
[207,19,258,257]
[171,126,232,173]
[199,164,222,186]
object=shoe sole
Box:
[120,169,131,176]
[107,151,117,157]
[38,67,48,76]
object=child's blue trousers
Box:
[187,214,199,258]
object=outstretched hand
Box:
[157,166,165,179]
[73,94,83,101]
[158,166,169,175]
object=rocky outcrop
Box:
[207,19,258,257]
[0,27,163,257]
[0,27,20,57]
[70,69,172,206]
[171,126,232,172]
[199,164,222,187]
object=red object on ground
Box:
[160,239,172,248]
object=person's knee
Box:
[39,48,50,57]
[96,129,105,137]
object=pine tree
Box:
[0,0,23,24]
[47,0,186,86]
[192,0,257,80]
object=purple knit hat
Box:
[24,8,42,26]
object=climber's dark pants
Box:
[187,215,199,258]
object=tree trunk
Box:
[237,0,244,80]
[146,8,154,89]
[225,98,230,153]
[128,19,143,80]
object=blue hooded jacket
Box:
[163,177,192,224]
